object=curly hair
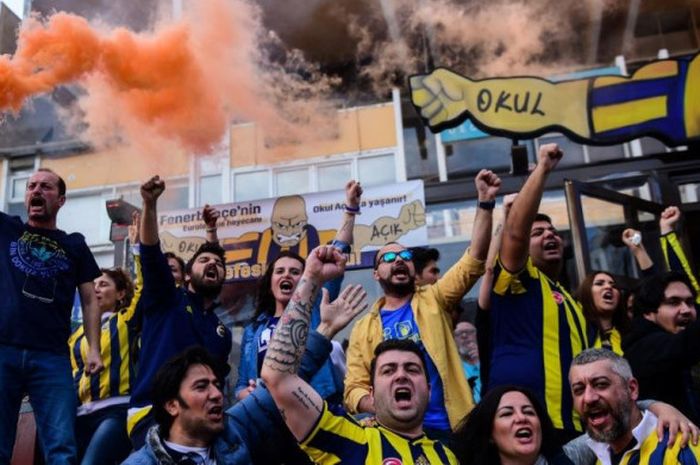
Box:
[99,267,134,311]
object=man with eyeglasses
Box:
[623,271,700,423]
[454,319,481,403]
[0,168,103,464]
[344,169,501,445]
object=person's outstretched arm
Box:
[261,246,366,440]
[500,143,562,273]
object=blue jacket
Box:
[130,243,232,410]
[235,276,344,402]
[123,329,333,465]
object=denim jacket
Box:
[123,330,334,465]
[235,276,343,402]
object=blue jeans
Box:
[76,404,131,465]
[0,344,77,465]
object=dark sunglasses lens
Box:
[382,252,398,263]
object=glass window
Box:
[199,174,221,206]
[276,168,310,196]
[58,193,111,245]
[234,171,270,202]
[639,137,668,155]
[11,176,29,200]
[446,137,523,177]
[159,185,189,211]
[358,154,395,186]
[318,163,351,192]
[587,144,626,163]
[7,202,26,219]
[679,183,700,203]
[404,125,440,181]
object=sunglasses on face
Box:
[377,249,413,265]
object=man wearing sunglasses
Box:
[344,169,501,444]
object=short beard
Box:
[189,275,223,300]
[585,401,631,444]
[379,276,415,297]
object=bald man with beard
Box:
[344,169,501,444]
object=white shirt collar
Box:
[586,410,657,465]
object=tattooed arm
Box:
[261,245,359,441]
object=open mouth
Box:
[543,241,559,251]
[30,197,45,207]
[602,289,615,303]
[392,265,410,279]
[394,387,412,405]
[204,266,219,280]
[208,405,223,420]
[515,427,533,439]
[584,407,610,427]
[676,318,692,329]
[279,280,294,293]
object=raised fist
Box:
[537,143,563,173]
[659,206,681,235]
[140,175,165,204]
[410,69,470,127]
[475,169,501,201]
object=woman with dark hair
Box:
[235,181,362,403]
[576,271,630,355]
[69,265,142,465]
[455,385,573,465]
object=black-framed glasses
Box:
[378,250,413,265]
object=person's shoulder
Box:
[121,445,156,465]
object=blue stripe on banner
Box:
[307,428,368,461]
[590,76,677,107]
[595,117,685,145]
[109,317,121,397]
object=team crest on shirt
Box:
[216,324,226,337]
[10,232,69,278]
[383,458,403,465]
[415,456,430,465]
[551,290,564,304]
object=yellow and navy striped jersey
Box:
[593,327,623,356]
[489,258,590,433]
[68,256,143,406]
[301,403,458,465]
[593,425,700,465]
[660,231,700,303]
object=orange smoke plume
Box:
[1,0,338,154]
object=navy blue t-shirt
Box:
[0,212,100,353]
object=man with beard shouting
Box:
[569,348,700,465]
[127,175,232,449]
[344,169,501,444]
